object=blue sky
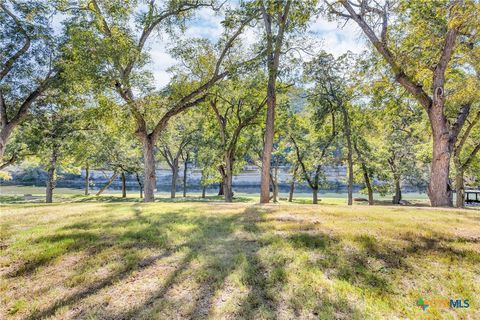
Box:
[146,7,366,88]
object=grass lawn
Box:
[0,185,433,206]
[0,200,479,319]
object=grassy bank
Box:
[0,201,479,319]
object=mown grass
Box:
[0,201,479,319]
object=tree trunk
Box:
[260,91,275,203]
[312,188,318,204]
[218,182,224,196]
[183,154,189,197]
[272,165,279,203]
[0,125,13,160]
[428,132,453,206]
[218,166,225,196]
[426,97,453,207]
[346,149,354,205]
[361,164,374,205]
[96,172,118,196]
[135,172,143,199]
[45,147,57,203]
[341,107,353,205]
[224,153,234,202]
[354,142,373,205]
[269,172,276,202]
[455,169,465,208]
[288,164,298,202]
[84,163,89,196]
[142,136,156,202]
[121,172,126,198]
[171,161,178,199]
[259,2,290,204]
[392,176,402,204]
[288,180,295,202]
[201,185,206,199]
[46,167,55,203]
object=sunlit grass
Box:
[0,200,479,319]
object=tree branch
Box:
[450,104,471,143]
[8,70,57,128]
[0,2,31,81]
[149,16,253,142]
[339,0,433,110]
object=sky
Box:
[145,7,367,88]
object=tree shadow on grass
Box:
[9,204,391,319]
[286,232,403,295]
[19,204,241,319]
[26,249,176,320]
[400,233,480,264]
[285,228,480,302]
[5,232,100,278]
[90,205,281,320]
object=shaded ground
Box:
[0,202,479,319]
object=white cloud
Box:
[309,16,366,57]
[147,41,177,88]
[185,7,224,40]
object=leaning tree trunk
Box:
[170,160,179,199]
[312,188,319,205]
[45,147,58,204]
[84,163,90,196]
[392,176,402,205]
[427,108,453,207]
[96,172,118,196]
[121,172,126,198]
[455,169,465,208]
[142,136,156,202]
